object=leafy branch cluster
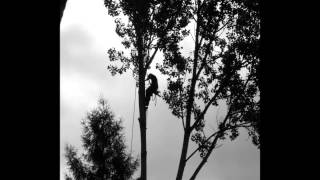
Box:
[105,0,193,79]
[155,4,260,178]
[102,0,261,179]
[65,99,138,180]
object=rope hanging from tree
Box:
[130,84,137,154]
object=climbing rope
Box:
[152,93,157,106]
[130,84,137,154]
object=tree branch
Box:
[186,119,250,162]
[189,108,232,180]
[189,83,256,180]
[215,18,233,35]
[190,17,230,131]
[179,89,186,131]
[147,35,156,50]
[190,84,223,131]
[186,130,219,162]
[144,0,187,71]
[181,117,186,131]
[192,59,253,130]
[144,46,159,70]
[185,5,201,131]
[195,39,214,80]
[194,14,227,81]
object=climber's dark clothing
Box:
[145,74,158,109]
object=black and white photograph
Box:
[60,0,260,179]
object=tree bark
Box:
[137,28,147,180]
[176,130,191,180]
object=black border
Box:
[260,1,314,179]
[4,0,60,179]
[4,0,313,179]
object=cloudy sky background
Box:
[60,0,260,179]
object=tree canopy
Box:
[104,0,193,78]
[104,1,194,179]
[160,0,260,144]
[65,99,138,180]
[103,0,260,179]
[154,0,260,179]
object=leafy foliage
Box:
[65,99,138,180]
[104,0,193,78]
[103,2,195,179]
[102,0,261,179]
[157,0,261,161]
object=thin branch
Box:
[178,95,187,135]
[215,18,233,35]
[189,109,231,180]
[190,30,196,42]
[190,84,223,130]
[193,63,253,129]
[144,0,187,71]
[181,116,186,131]
[186,120,249,162]
[189,81,257,179]
[185,4,201,131]
[191,53,235,130]
[144,46,159,70]
[147,35,156,50]
[191,14,198,24]
[195,40,214,80]
[194,15,227,81]
[186,130,219,162]
[180,89,186,131]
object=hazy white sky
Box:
[60,0,260,180]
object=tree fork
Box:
[176,130,191,180]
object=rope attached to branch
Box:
[130,84,137,154]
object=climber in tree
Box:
[145,73,159,109]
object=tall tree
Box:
[156,0,260,179]
[103,1,191,179]
[64,99,138,180]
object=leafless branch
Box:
[144,46,159,70]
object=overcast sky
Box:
[60,0,260,180]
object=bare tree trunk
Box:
[60,0,68,24]
[137,29,147,180]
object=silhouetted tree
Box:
[103,1,191,179]
[60,0,68,23]
[64,99,139,180]
[155,0,260,179]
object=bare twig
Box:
[144,47,159,70]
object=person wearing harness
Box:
[145,73,159,110]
